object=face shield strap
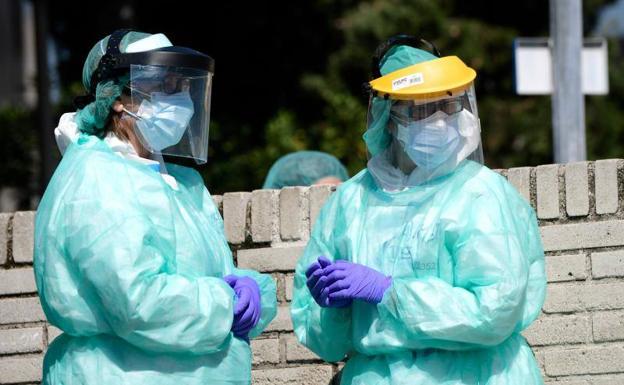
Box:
[86,29,215,98]
[73,29,132,109]
[116,48,215,72]
[89,29,133,95]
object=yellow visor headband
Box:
[366,56,477,101]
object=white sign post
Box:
[514,0,609,163]
[514,37,609,95]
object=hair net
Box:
[363,46,438,156]
[262,151,349,189]
[74,32,153,136]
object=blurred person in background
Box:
[262,150,349,189]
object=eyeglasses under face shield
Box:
[125,68,204,97]
[389,92,472,124]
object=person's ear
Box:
[112,100,124,113]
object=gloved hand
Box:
[305,256,334,307]
[322,261,392,305]
[223,275,262,342]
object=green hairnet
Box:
[74,32,153,136]
[262,151,349,189]
[363,45,439,156]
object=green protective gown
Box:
[34,134,277,385]
[291,160,546,385]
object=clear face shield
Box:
[123,64,213,164]
[366,83,483,179]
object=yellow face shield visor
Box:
[366,56,476,101]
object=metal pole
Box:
[550,0,586,163]
[34,0,55,195]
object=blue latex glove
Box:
[322,261,392,305]
[224,275,262,342]
[305,256,334,307]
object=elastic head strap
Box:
[89,29,133,94]
[370,34,440,79]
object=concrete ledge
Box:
[508,167,532,203]
[237,246,304,273]
[544,282,624,313]
[0,297,46,325]
[595,159,620,215]
[544,344,624,377]
[0,267,37,295]
[309,185,333,228]
[591,250,624,279]
[251,190,279,243]
[251,338,280,365]
[223,192,251,244]
[280,187,310,242]
[0,327,44,355]
[592,311,624,343]
[0,356,42,383]
[523,314,591,346]
[540,220,624,252]
[0,213,10,266]
[536,165,560,219]
[264,306,293,333]
[545,253,587,282]
[565,162,590,217]
[252,365,334,385]
[283,334,321,362]
[12,211,35,264]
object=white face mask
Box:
[394,110,464,170]
[368,102,481,191]
[131,91,195,151]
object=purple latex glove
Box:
[224,275,262,342]
[305,256,334,307]
[321,261,392,305]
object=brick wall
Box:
[1,159,624,384]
